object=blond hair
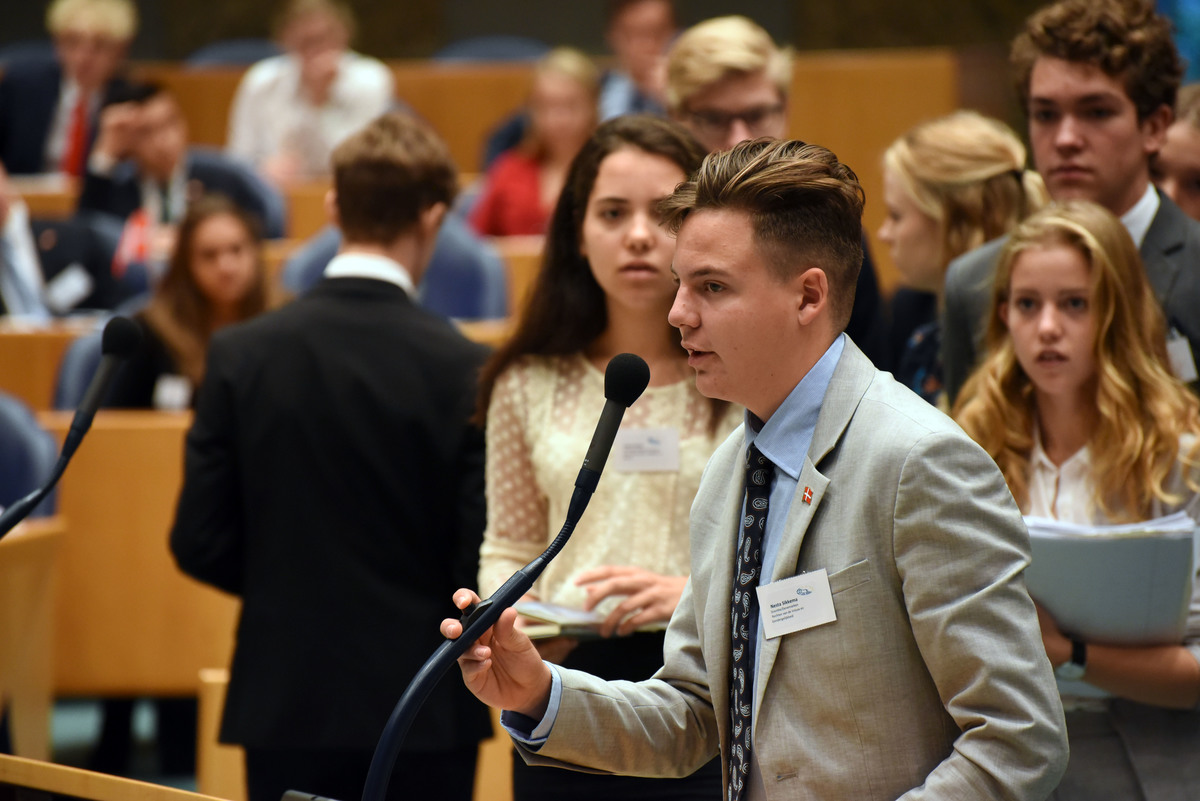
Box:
[953,200,1200,522]
[46,0,138,40]
[665,16,792,112]
[884,110,1049,269]
[523,47,601,159]
[273,0,356,44]
[1176,82,1200,128]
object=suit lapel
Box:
[751,341,876,717]
[1140,192,1186,303]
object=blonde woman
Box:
[954,200,1200,799]
[879,110,1047,407]
[470,47,600,237]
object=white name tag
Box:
[1167,331,1198,383]
[152,374,192,411]
[44,263,94,314]
[612,427,680,472]
[756,569,837,639]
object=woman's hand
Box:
[440,589,554,718]
[574,565,687,638]
[1034,602,1071,667]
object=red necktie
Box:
[61,95,89,177]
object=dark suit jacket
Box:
[76,148,287,238]
[30,214,143,312]
[943,191,1200,404]
[0,57,129,175]
[169,275,491,751]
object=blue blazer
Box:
[0,57,130,175]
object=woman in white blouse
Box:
[473,115,738,801]
[954,200,1200,800]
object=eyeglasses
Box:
[684,104,786,138]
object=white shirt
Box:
[1027,427,1097,524]
[43,80,99,173]
[0,199,50,319]
[226,52,394,177]
[323,251,415,297]
[1121,182,1160,248]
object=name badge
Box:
[1167,329,1198,383]
[756,569,837,639]
[153,374,193,411]
[613,427,680,472]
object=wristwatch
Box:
[1055,638,1087,681]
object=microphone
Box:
[571,352,651,515]
[358,353,650,801]
[0,316,142,539]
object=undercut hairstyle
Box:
[884,110,1049,268]
[665,16,792,113]
[46,0,138,41]
[1011,0,1183,122]
[331,112,457,246]
[475,115,725,426]
[658,138,864,331]
[954,200,1200,522]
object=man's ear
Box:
[324,188,340,228]
[1141,103,1173,155]
[795,267,829,327]
[419,202,448,243]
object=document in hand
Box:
[514,600,667,640]
[1024,511,1199,646]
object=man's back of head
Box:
[330,112,457,256]
[1013,0,1182,214]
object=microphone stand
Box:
[359,471,598,801]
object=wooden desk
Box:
[37,411,240,696]
[0,517,64,761]
[284,180,331,242]
[491,236,542,318]
[7,173,78,220]
[457,318,513,348]
[0,753,230,801]
[0,320,96,411]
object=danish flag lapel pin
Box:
[802,486,813,504]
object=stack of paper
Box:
[1024,511,1198,647]
[514,600,668,640]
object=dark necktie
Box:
[728,443,773,801]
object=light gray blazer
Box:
[519,341,1068,800]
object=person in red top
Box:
[470,48,599,237]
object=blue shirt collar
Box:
[745,334,846,480]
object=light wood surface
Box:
[490,235,542,319]
[37,410,240,696]
[0,753,230,801]
[0,517,65,760]
[0,320,95,411]
[8,173,78,219]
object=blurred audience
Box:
[1152,83,1200,221]
[470,47,599,237]
[599,0,675,120]
[226,0,394,187]
[943,0,1200,403]
[0,0,137,176]
[663,14,890,368]
[0,165,50,319]
[878,110,1047,407]
[106,194,283,409]
[79,82,285,274]
[954,200,1200,799]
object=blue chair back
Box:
[185,39,282,69]
[187,148,289,239]
[433,36,551,62]
[0,392,58,517]
[282,218,507,320]
[54,331,103,411]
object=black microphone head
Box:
[101,316,142,358]
[604,353,651,407]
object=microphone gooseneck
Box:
[0,316,142,539]
[359,353,650,801]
